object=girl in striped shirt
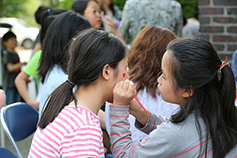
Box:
[28,28,128,157]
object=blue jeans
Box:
[4,87,21,105]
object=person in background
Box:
[100,0,121,32]
[15,8,67,110]
[105,26,180,142]
[32,5,51,54]
[118,0,183,44]
[37,11,91,120]
[2,31,27,105]
[110,38,237,157]
[28,28,127,158]
[71,0,103,29]
[71,0,127,47]
[182,14,200,37]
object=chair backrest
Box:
[0,102,39,158]
[0,147,17,158]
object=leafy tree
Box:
[59,0,74,11]
[113,0,126,10]
[176,0,198,19]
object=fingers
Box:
[113,79,135,105]
[104,15,112,22]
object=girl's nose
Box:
[157,75,161,85]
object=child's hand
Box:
[21,62,27,66]
[104,15,117,35]
[113,79,135,106]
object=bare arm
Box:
[33,43,41,54]
[0,90,6,108]
[15,71,39,110]
[7,62,27,72]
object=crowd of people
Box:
[1,0,237,158]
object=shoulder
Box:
[170,0,182,8]
[60,106,102,137]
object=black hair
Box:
[37,11,91,83]
[71,0,98,15]
[167,38,237,158]
[40,8,67,43]
[100,1,115,16]
[38,28,126,129]
[183,14,187,26]
[2,31,16,48]
[2,31,16,42]
[34,6,51,25]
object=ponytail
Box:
[167,38,237,158]
[38,80,76,129]
[211,65,237,157]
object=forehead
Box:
[162,50,172,71]
[86,1,99,9]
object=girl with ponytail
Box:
[28,28,127,158]
[110,38,237,158]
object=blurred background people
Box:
[15,8,67,110]
[2,31,27,105]
[118,0,183,44]
[182,14,200,37]
[37,11,91,119]
[32,5,51,54]
[71,0,102,29]
[100,0,121,32]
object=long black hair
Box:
[38,28,126,129]
[37,11,91,83]
[167,38,237,158]
[100,1,115,16]
[40,8,67,44]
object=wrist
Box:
[133,108,149,126]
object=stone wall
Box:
[199,0,237,61]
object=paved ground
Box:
[0,47,36,158]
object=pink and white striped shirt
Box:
[28,105,104,158]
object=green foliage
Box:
[0,0,55,27]
[176,0,198,19]
[0,0,29,18]
[113,0,126,11]
[59,0,74,11]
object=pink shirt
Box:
[28,106,104,158]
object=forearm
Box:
[7,63,22,72]
[129,99,149,126]
[109,104,134,157]
[15,72,32,104]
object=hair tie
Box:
[66,79,75,87]
[217,57,230,81]
[47,9,51,13]
[218,57,229,73]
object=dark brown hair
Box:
[128,26,177,98]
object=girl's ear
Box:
[182,88,193,98]
[102,64,111,81]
